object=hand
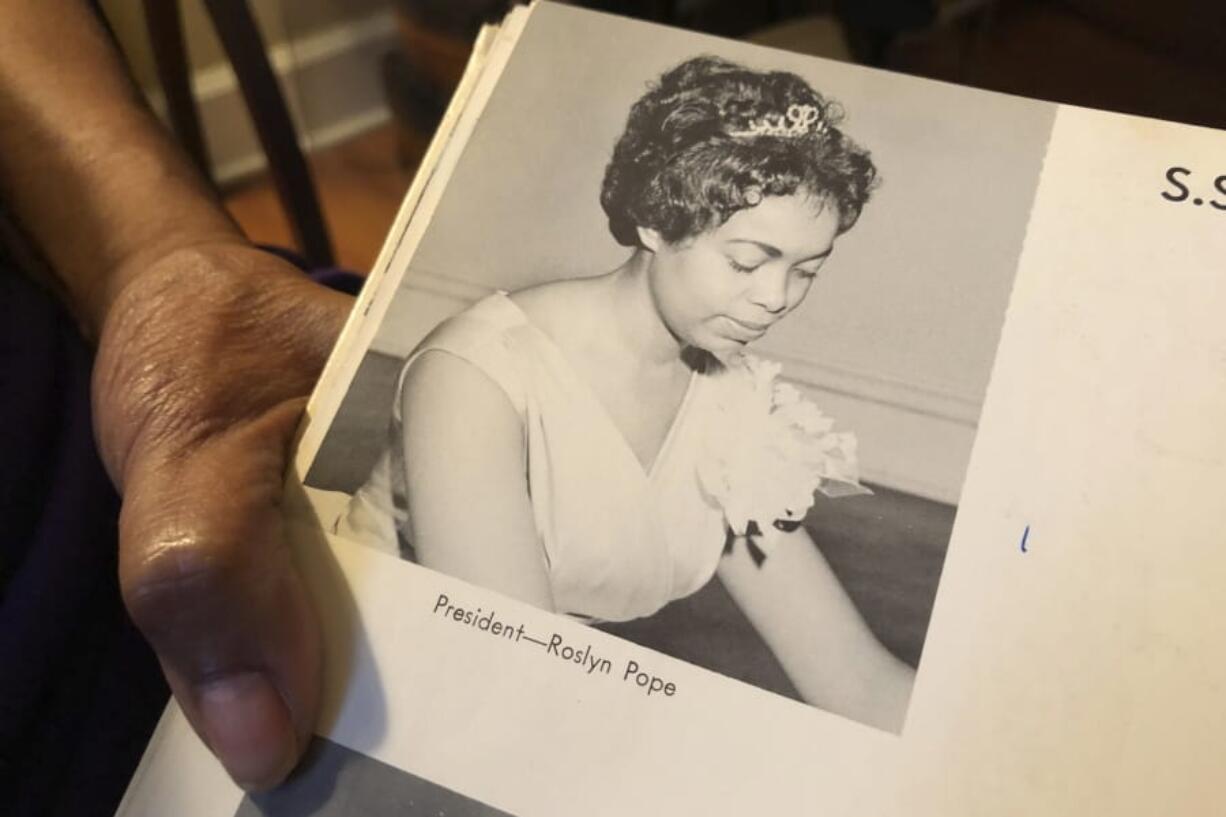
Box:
[91,242,352,789]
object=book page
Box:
[291,4,533,470]
[120,2,1226,814]
[294,0,1054,731]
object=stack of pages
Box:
[120,2,1226,814]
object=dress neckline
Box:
[491,291,698,480]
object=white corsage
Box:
[697,355,870,562]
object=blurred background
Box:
[98,0,1226,275]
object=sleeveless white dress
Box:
[336,292,863,623]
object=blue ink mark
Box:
[1020,525,1030,553]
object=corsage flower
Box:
[697,354,869,561]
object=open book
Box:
[119,2,1226,814]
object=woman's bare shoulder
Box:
[506,277,607,340]
[399,349,525,444]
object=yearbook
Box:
[119,3,1226,814]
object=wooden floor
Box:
[222,123,424,275]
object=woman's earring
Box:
[636,226,664,252]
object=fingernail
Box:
[198,672,298,790]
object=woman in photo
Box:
[343,56,915,730]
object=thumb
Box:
[117,401,320,790]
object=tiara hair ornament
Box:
[728,103,826,139]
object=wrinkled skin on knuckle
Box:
[92,244,349,488]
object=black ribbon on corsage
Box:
[723,516,804,567]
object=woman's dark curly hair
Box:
[600,56,878,247]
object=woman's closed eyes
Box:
[724,237,830,279]
[726,256,762,274]
[725,255,824,279]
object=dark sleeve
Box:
[0,268,168,817]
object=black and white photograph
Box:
[304,4,1054,733]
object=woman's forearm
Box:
[0,0,243,338]
[790,634,914,733]
[718,527,916,732]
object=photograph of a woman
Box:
[303,2,1050,736]
[337,56,916,730]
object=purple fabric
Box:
[0,259,361,816]
[0,270,167,816]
